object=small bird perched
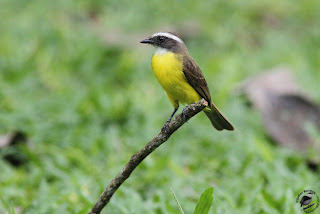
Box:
[300,193,313,207]
[140,32,234,131]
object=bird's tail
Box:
[204,103,234,131]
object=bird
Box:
[300,193,313,207]
[140,32,234,131]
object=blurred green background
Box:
[0,0,319,213]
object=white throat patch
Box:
[151,32,183,43]
[155,47,169,55]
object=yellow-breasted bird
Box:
[140,32,234,131]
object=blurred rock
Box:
[240,67,320,156]
[0,131,28,166]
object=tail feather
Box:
[204,103,234,131]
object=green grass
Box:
[0,0,320,213]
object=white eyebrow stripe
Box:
[151,32,183,43]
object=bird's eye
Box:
[158,36,165,43]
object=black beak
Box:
[140,38,154,44]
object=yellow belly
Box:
[151,52,201,108]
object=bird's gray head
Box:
[140,32,186,54]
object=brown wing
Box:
[182,56,212,104]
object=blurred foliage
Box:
[0,0,320,213]
[171,187,214,214]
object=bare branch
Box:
[89,99,208,214]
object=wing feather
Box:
[182,56,212,104]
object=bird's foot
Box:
[161,121,170,134]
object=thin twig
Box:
[89,99,208,214]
